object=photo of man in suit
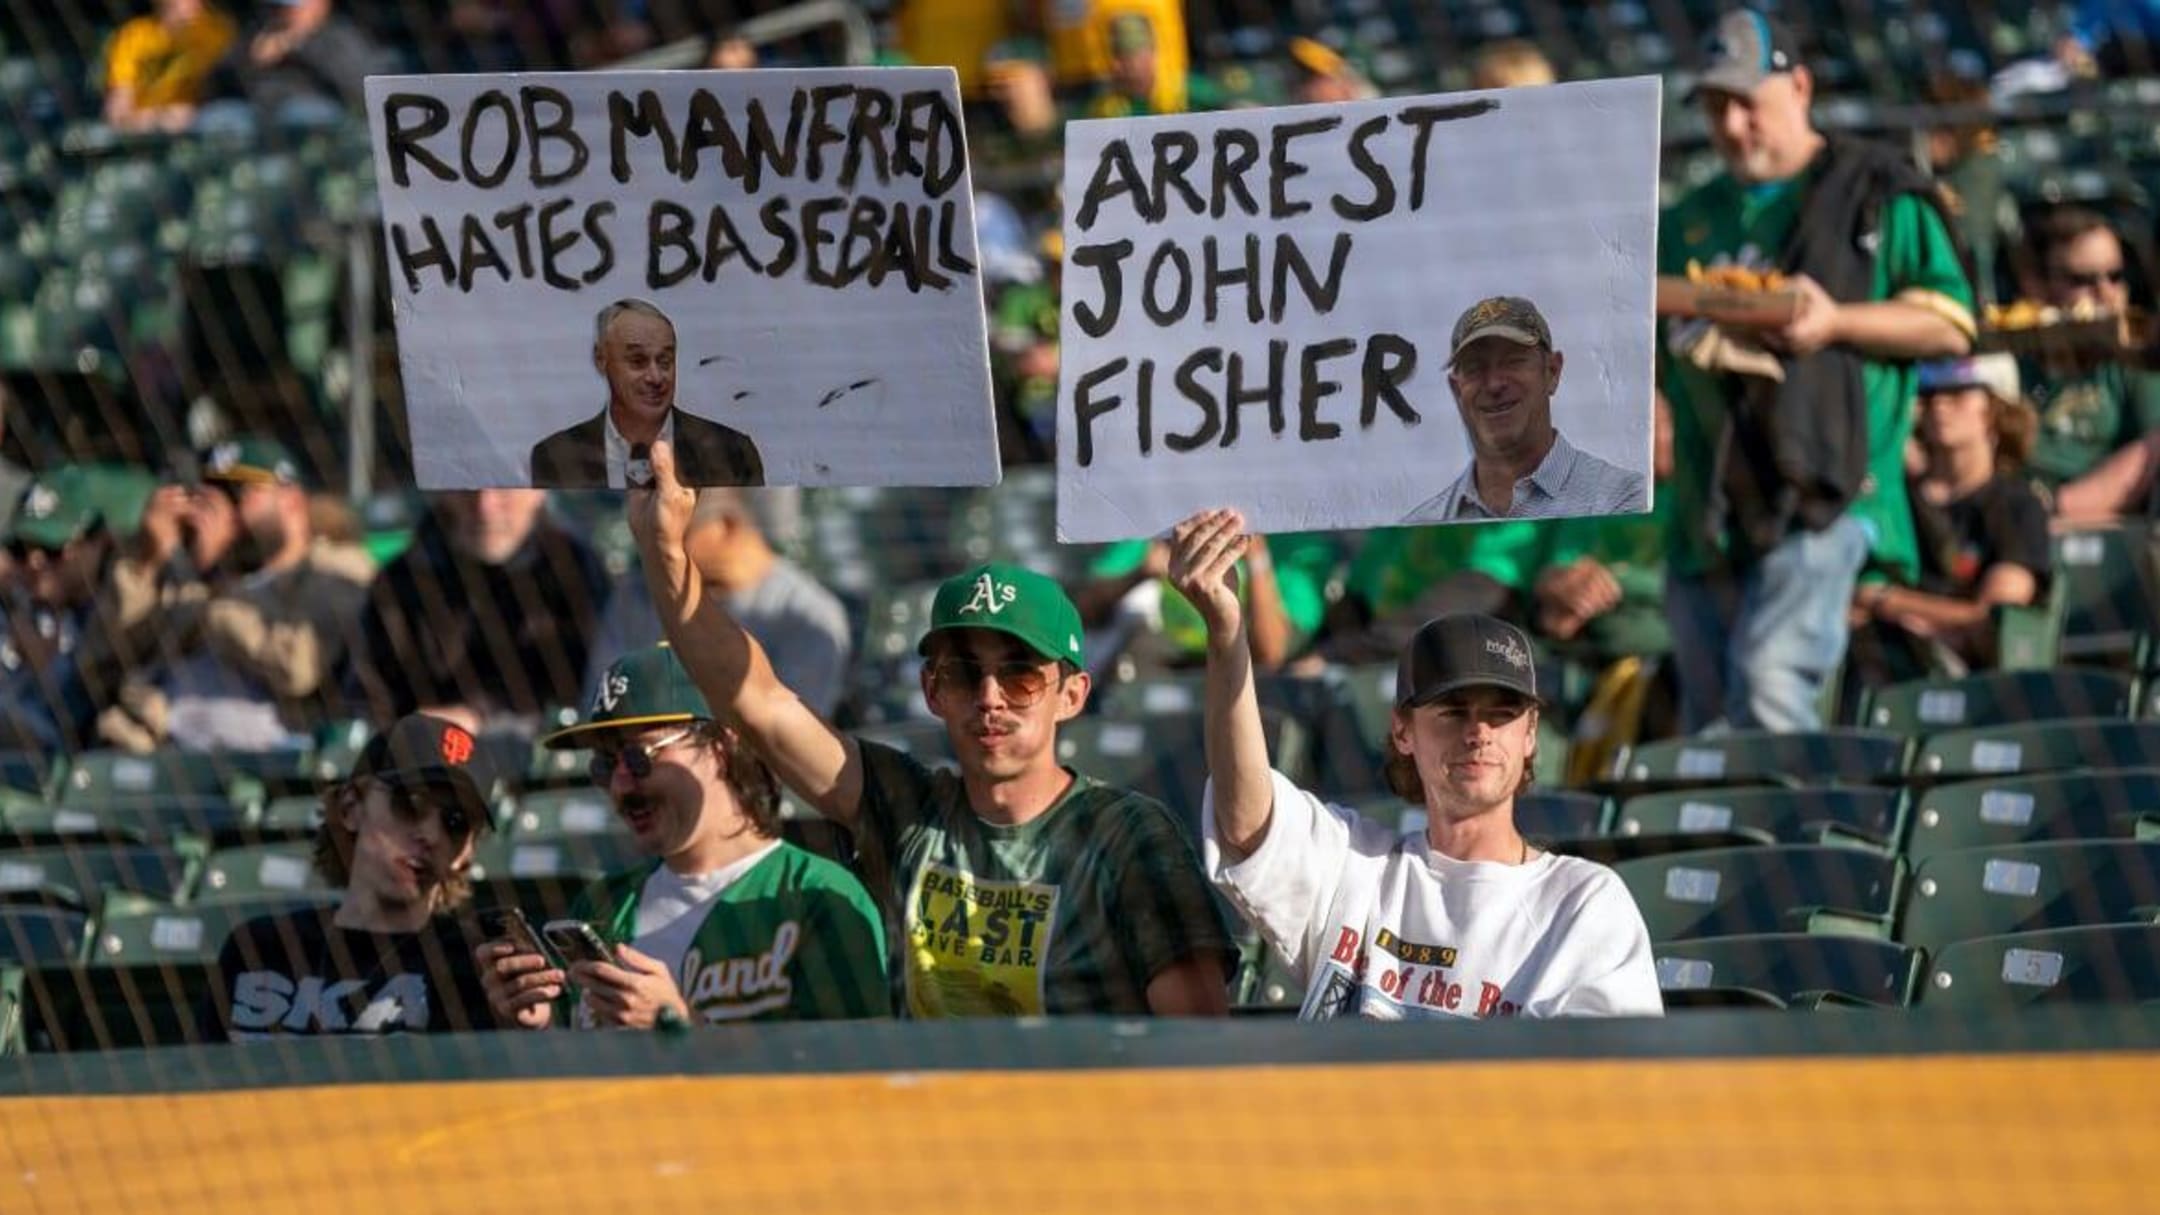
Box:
[529,299,766,489]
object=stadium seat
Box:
[1055,710,1309,831]
[468,833,641,884]
[856,579,943,666]
[194,844,328,904]
[1514,790,1609,841]
[2054,523,2156,665]
[55,748,255,807]
[507,789,624,838]
[1919,923,2160,1007]
[0,796,250,847]
[1901,840,2160,951]
[13,962,224,1051]
[1610,730,1911,791]
[1906,768,2160,868]
[0,845,190,910]
[91,897,334,966]
[257,794,325,837]
[1613,845,1904,941]
[1909,719,2160,782]
[1615,786,1905,850]
[1653,933,1920,1007]
[1099,672,1383,798]
[1855,669,2136,734]
[0,906,86,965]
[0,750,54,798]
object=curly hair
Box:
[703,720,784,837]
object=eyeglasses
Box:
[927,656,1059,707]
[588,725,702,785]
[2053,267,2127,289]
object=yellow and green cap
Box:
[201,436,302,487]
[8,464,153,549]
[920,561,1085,666]
[541,644,712,750]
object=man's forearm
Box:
[1836,297,1973,360]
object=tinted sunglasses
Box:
[384,783,481,842]
[588,724,702,785]
[927,656,1059,707]
[2053,267,2127,289]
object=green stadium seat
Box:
[1919,924,2160,1007]
[1613,845,1904,941]
[1616,786,1904,850]
[1901,840,2160,951]
[0,751,53,797]
[91,896,334,966]
[194,843,329,903]
[1100,672,1382,798]
[0,906,86,965]
[14,962,225,1050]
[56,748,253,807]
[469,834,641,884]
[1909,719,2160,783]
[1856,669,2136,733]
[1906,769,2160,868]
[0,845,189,910]
[1611,730,1911,791]
[856,579,943,665]
[507,789,624,838]
[258,794,324,837]
[1653,933,1920,1007]
[2054,523,2156,665]
[0,796,249,846]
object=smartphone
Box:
[627,442,653,488]
[542,919,619,968]
[479,907,546,958]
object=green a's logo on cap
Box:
[959,572,1019,616]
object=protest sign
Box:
[1054,77,1662,540]
[365,69,999,489]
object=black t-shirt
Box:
[214,908,498,1040]
[1912,474,2052,599]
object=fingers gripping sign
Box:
[1166,508,1252,641]
[571,942,691,1029]
[627,438,697,557]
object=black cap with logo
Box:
[1395,614,1542,707]
[349,713,501,832]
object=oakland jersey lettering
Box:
[680,920,801,1022]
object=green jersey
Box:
[1346,522,1546,615]
[566,841,890,1025]
[2018,360,2160,486]
[1658,171,1976,583]
[1088,533,1337,658]
[854,741,1236,1017]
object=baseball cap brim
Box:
[8,515,84,549]
[538,712,700,751]
[1400,674,1544,709]
[1448,324,1545,364]
[918,620,1067,665]
[1685,65,1773,101]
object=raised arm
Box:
[1167,509,1275,860]
[630,441,865,824]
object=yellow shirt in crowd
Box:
[106,8,236,109]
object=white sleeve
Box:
[1541,870,1665,1019]
[1202,768,1390,981]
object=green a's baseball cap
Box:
[201,436,302,487]
[919,562,1086,666]
[540,644,712,750]
[1447,296,1554,365]
[9,466,104,549]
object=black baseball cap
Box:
[1395,614,1542,708]
[349,714,501,832]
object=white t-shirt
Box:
[1203,770,1662,1021]
[631,840,782,978]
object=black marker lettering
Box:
[1272,232,1353,321]
[382,94,454,187]
[1070,239,1134,338]
[1141,241,1192,327]
[1268,116,1341,219]
[1222,340,1288,447]
[609,89,680,183]
[1361,333,1421,426]
[1333,115,1395,221]
[841,87,894,189]
[1149,130,1204,218]
[1210,128,1261,218]
[646,199,698,289]
[1073,359,1129,468]
[1075,140,1149,231]
[1297,338,1358,441]
[520,86,587,187]
[1202,235,1263,325]
[390,216,454,293]
[1168,349,1223,451]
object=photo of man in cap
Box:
[214,713,502,1039]
[627,440,1236,1018]
[1404,296,1648,523]
[474,643,888,1030]
[1170,509,1659,1021]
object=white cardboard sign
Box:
[365,69,999,489]
[1055,77,1662,540]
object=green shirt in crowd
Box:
[854,741,1235,1018]
[1087,533,1337,657]
[566,841,890,1025]
[1345,522,1547,615]
[2018,359,2160,486]
[1658,172,1976,583]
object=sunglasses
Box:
[927,656,1059,707]
[383,784,480,842]
[2053,267,2127,289]
[588,724,702,786]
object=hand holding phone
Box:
[543,919,620,970]
[474,907,564,1030]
